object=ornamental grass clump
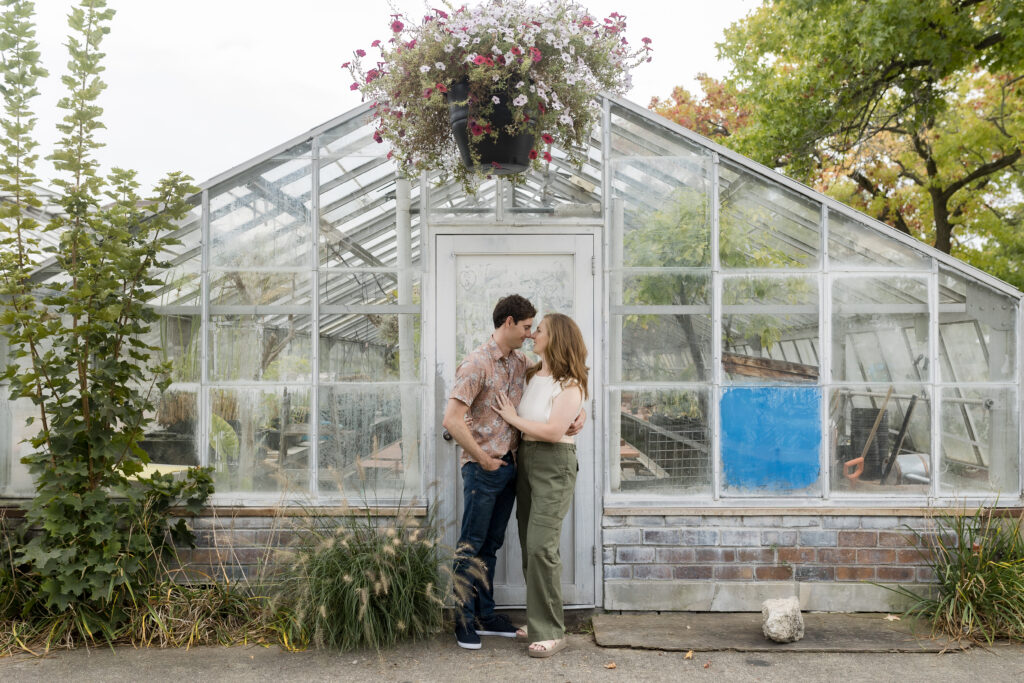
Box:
[889,507,1024,643]
[273,504,464,651]
[347,0,652,189]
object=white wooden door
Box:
[435,233,596,607]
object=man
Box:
[442,294,583,650]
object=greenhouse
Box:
[2,96,1021,611]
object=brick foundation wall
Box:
[602,513,940,606]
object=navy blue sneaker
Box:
[455,621,482,649]
[475,613,523,638]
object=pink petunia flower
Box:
[356,49,366,57]
[391,19,404,32]
[529,149,538,160]
[543,151,552,162]
[423,88,433,98]
[350,83,359,90]
[436,83,448,93]
[474,55,488,65]
[373,130,383,143]
[541,133,554,144]
[529,46,542,63]
[371,39,381,48]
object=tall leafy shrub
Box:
[0,0,210,636]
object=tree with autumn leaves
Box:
[652,0,1023,289]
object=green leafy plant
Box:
[347,0,652,190]
[886,507,1024,643]
[0,0,212,644]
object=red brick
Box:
[737,549,774,563]
[755,565,794,580]
[696,548,734,562]
[876,566,915,582]
[674,565,713,580]
[835,566,875,581]
[877,532,914,548]
[715,565,754,580]
[896,549,930,565]
[838,531,878,547]
[796,565,835,581]
[917,567,937,582]
[856,549,895,564]
[778,548,817,563]
[816,548,857,563]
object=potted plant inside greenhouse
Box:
[346,0,652,189]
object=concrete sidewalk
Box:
[4,628,1024,682]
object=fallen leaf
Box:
[605,662,617,669]
[704,661,711,669]
[685,650,693,660]
[884,614,901,622]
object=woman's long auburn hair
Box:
[526,313,589,399]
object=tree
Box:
[0,0,210,632]
[649,73,748,142]
[701,0,1023,269]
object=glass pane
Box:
[143,387,199,467]
[722,275,819,383]
[610,103,708,158]
[318,385,421,499]
[941,387,1019,496]
[832,276,929,382]
[620,272,710,306]
[209,386,311,494]
[617,315,711,382]
[719,161,821,269]
[721,386,822,495]
[150,203,202,307]
[320,270,421,307]
[454,253,573,365]
[614,156,711,268]
[210,143,313,269]
[938,268,1017,382]
[210,271,311,306]
[320,314,421,381]
[612,389,711,495]
[830,385,930,495]
[0,393,35,497]
[209,314,312,382]
[827,208,930,269]
[155,313,201,383]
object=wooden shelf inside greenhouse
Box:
[722,352,818,381]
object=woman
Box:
[493,313,588,658]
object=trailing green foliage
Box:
[0,0,213,645]
[273,506,458,651]
[888,507,1024,643]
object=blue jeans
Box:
[453,453,516,627]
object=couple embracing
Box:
[442,294,588,659]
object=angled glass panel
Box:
[209,314,312,382]
[719,160,821,269]
[209,141,313,269]
[611,388,711,495]
[0,337,34,497]
[318,384,421,498]
[828,208,930,269]
[722,275,819,383]
[613,155,712,268]
[621,272,710,306]
[616,314,711,382]
[150,203,202,307]
[830,385,931,495]
[320,314,421,381]
[209,385,311,494]
[320,270,423,308]
[832,275,929,382]
[938,267,1017,382]
[209,271,311,307]
[940,386,1019,496]
[610,102,707,159]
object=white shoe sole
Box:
[475,630,517,638]
[457,639,482,650]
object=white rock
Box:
[761,596,805,643]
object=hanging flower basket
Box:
[447,79,534,175]
[346,0,652,191]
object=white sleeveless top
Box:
[518,374,583,444]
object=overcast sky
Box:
[27,1,756,190]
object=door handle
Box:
[442,429,453,442]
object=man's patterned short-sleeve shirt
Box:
[450,336,529,463]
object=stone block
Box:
[616,546,655,564]
[603,527,642,545]
[762,530,798,546]
[762,596,804,643]
[822,516,862,529]
[720,529,760,546]
[798,530,838,547]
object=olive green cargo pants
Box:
[516,440,578,642]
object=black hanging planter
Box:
[447,79,534,175]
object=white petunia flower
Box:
[492,95,501,104]
[516,81,525,89]
[435,62,446,70]
[559,113,573,126]
[512,94,527,106]
[420,65,431,72]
